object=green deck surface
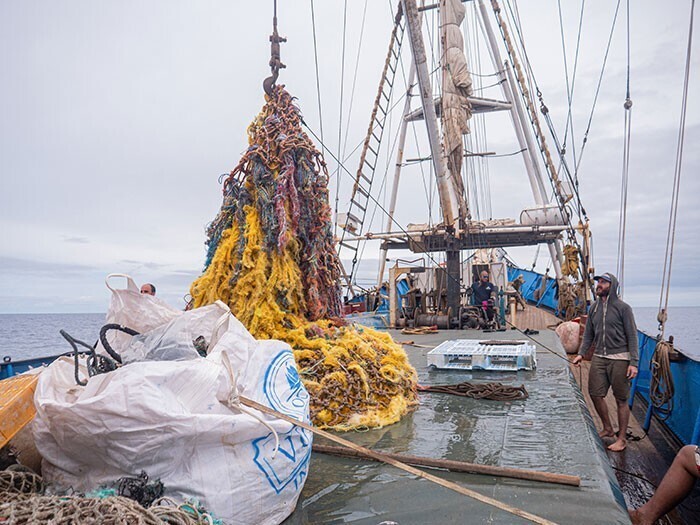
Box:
[285,329,631,524]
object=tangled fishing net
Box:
[0,467,218,524]
[190,86,418,430]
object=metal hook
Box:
[263,0,287,97]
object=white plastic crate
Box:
[427,339,537,371]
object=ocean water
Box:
[0,313,106,361]
[0,307,698,362]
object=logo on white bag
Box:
[253,426,311,494]
[254,349,312,493]
[262,349,310,420]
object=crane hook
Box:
[263,0,286,97]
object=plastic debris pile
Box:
[190,86,418,430]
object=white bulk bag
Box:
[33,300,311,525]
[119,302,230,363]
[97,274,182,358]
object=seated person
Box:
[471,271,496,322]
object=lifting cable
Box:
[616,0,632,297]
[333,0,349,236]
[652,0,695,420]
[262,0,286,97]
[309,1,325,156]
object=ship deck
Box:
[571,359,700,525]
[286,327,633,524]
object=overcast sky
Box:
[0,0,698,313]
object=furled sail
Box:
[441,0,473,219]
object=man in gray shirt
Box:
[573,273,638,451]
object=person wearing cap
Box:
[471,269,496,323]
[573,272,638,451]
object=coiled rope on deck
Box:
[649,340,675,420]
[418,381,529,401]
[189,86,418,430]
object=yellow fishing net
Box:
[190,87,418,430]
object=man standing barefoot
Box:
[573,273,638,452]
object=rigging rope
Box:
[503,0,587,227]
[616,0,632,297]
[336,5,404,290]
[573,0,621,180]
[303,121,471,298]
[657,0,695,339]
[309,0,325,155]
[557,0,586,178]
[530,244,541,271]
[494,0,589,285]
[332,0,349,237]
[340,0,370,160]
[391,2,435,225]
[650,0,695,422]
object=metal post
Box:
[446,247,461,318]
[402,0,460,228]
[499,289,506,325]
[377,61,418,286]
[389,265,400,328]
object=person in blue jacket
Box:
[471,270,496,323]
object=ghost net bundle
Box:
[190,86,417,430]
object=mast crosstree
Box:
[337,0,590,322]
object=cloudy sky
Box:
[1,0,698,313]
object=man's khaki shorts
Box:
[588,355,630,400]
